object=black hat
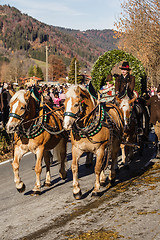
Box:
[119,61,131,71]
[157,85,160,93]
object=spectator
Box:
[1,83,11,127]
[59,87,66,105]
[53,92,61,107]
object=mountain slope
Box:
[0,5,119,69]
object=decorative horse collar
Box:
[72,104,105,138]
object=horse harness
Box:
[9,91,67,139]
[70,102,123,143]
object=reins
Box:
[10,92,65,138]
[20,104,63,126]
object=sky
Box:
[0,0,122,31]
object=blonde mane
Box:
[10,90,27,105]
[66,85,87,98]
[66,85,96,106]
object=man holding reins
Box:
[115,61,135,99]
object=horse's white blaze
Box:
[63,97,74,130]
[6,101,19,131]
[120,99,130,126]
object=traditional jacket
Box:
[115,73,135,98]
[146,95,160,124]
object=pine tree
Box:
[28,65,44,80]
[28,65,34,77]
[68,57,82,84]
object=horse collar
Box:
[72,105,105,138]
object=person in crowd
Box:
[0,83,12,127]
[50,88,55,102]
[53,92,61,107]
[115,61,135,99]
[59,87,66,105]
[43,87,53,105]
[146,84,160,158]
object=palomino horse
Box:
[6,89,67,194]
[116,95,137,167]
[63,85,124,199]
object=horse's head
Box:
[116,95,136,132]
[6,90,32,133]
[63,85,95,130]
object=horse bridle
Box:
[9,100,30,123]
[64,101,83,119]
[9,112,25,121]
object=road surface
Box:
[0,130,160,240]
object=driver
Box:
[115,61,135,99]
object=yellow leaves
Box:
[115,0,160,85]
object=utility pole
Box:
[75,59,77,85]
[46,46,48,83]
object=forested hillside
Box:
[0,5,118,69]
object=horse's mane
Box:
[10,90,27,105]
[66,85,96,107]
[66,85,87,98]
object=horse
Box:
[116,90,151,167]
[116,94,137,167]
[63,85,124,199]
[6,89,68,194]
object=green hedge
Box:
[91,49,146,94]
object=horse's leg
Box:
[54,138,67,180]
[12,146,27,193]
[121,144,127,166]
[100,149,108,186]
[109,141,120,185]
[100,170,106,186]
[85,152,93,168]
[92,147,105,196]
[43,150,51,187]
[72,145,83,199]
[32,148,43,194]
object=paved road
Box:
[0,131,160,240]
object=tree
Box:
[68,57,82,84]
[115,0,160,86]
[28,65,44,80]
[48,55,67,81]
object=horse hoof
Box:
[62,174,67,180]
[44,182,51,187]
[91,191,101,197]
[109,179,115,186]
[100,182,106,187]
[59,171,67,180]
[17,183,26,193]
[31,190,41,196]
[73,190,82,200]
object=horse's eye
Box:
[74,103,79,107]
[21,106,26,110]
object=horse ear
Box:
[9,90,15,97]
[116,96,122,104]
[24,91,31,101]
[63,87,67,94]
[128,97,137,104]
[75,86,81,96]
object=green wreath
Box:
[91,49,146,95]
